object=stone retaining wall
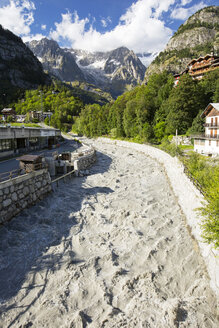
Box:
[74,147,96,172]
[0,169,51,224]
[98,137,219,298]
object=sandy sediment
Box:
[0,139,218,327]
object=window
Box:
[0,139,13,152]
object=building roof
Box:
[187,54,218,66]
[17,155,42,162]
[201,103,219,118]
[1,108,14,113]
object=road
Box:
[0,138,81,175]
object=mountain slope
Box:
[0,25,50,102]
[27,39,146,97]
[144,6,219,80]
[73,46,146,97]
[26,38,85,82]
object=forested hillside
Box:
[73,69,219,142]
[14,84,84,131]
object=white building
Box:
[194,103,219,156]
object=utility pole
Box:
[40,90,43,121]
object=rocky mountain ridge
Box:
[144,6,219,80]
[26,38,85,82]
[27,39,146,97]
[0,24,49,103]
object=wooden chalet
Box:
[173,53,219,86]
[188,54,219,80]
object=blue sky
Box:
[0,0,218,54]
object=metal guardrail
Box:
[51,168,75,187]
[0,168,23,182]
[193,134,219,140]
[204,123,219,128]
[0,163,47,183]
[183,165,205,196]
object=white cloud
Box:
[50,0,176,53]
[0,0,35,36]
[180,0,193,5]
[101,16,112,28]
[171,1,207,20]
[22,33,45,43]
[0,0,210,59]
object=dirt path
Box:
[0,140,218,327]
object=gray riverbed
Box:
[0,140,218,327]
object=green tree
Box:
[213,79,219,102]
[154,121,166,141]
[165,74,206,134]
[189,110,205,134]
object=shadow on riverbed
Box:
[0,150,112,324]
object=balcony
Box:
[193,134,219,140]
[204,123,219,127]
[189,66,219,77]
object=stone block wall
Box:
[74,148,96,172]
[0,169,51,224]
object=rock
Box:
[18,192,24,200]
[36,182,41,189]
[4,187,9,195]
[11,192,17,202]
[3,198,11,207]
[23,186,29,196]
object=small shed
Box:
[17,155,43,173]
[1,108,16,121]
[60,152,71,162]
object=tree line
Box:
[73,69,219,142]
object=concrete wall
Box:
[0,150,14,159]
[0,169,51,224]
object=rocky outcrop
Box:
[0,25,50,90]
[26,38,85,82]
[166,27,217,52]
[144,6,219,81]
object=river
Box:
[0,139,218,327]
